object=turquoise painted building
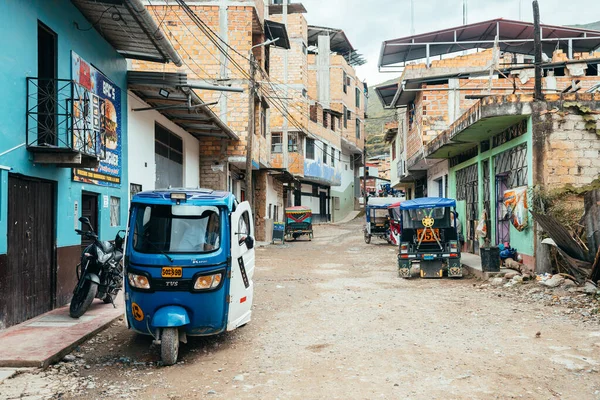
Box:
[0,0,179,328]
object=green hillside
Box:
[569,20,600,31]
[365,78,398,157]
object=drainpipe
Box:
[127,0,183,67]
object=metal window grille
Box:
[492,120,527,148]
[450,146,478,168]
[455,163,479,253]
[110,197,120,227]
[494,143,528,189]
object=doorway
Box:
[37,21,57,146]
[2,175,56,327]
[81,192,99,251]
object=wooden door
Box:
[81,193,98,251]
[2,175,55,327]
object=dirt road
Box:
[5,219,600,399]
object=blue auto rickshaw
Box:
[124,189,256,365]
[364,197,396,244]
[397,197,462,278]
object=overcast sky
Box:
[299,0,600,86]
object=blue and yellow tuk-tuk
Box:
[364,197,394,244]
[397,197,462,278]
[124,189,255,365]
[285,206,313,240]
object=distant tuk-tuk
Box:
[124,189,255,365]
[397,197,462,278]
[364,197,395,244]
[388,202,402,246]
[285,206,313,240]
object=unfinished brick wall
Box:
[542,108,600,189]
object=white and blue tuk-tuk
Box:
[124,189,255,365]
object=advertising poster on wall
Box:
[71,52,122,187]
[503,186,529,232]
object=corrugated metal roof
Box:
[71,0,182,66]
[380,18,600,67]
[128,71,238,140]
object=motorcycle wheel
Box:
[161,327,179,366]
[364,233,371,244]
[69,281,98,318]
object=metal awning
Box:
[71,0,182,66]
[264,20,291,50]
[308,25,366,66]
[374,83,400,108]
[128,71,238,140]
[380,18,600,68]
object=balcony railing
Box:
[26,77,105,166]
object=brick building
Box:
[266,4,367,223]
[131,0,295,241]
[376,19,600,272]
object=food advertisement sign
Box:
[71,52,122,187]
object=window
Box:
[392,140,396,160]
[331,148,335,166]
[356,119,361,139]
[343,106,348,128]
[306,138,315,160]
[288,132,300,153]
[132,204,222,253]
[330,115,336,132]
[408,102,415,131]
[110,197,120,226]
[271,132,282,153]
[261,103,267,137]
[355,87,361,108]
[322,111,328,128]
[350,155,354,170]
[346,108,352,122]
[343,71,348,93]
[130,183,142,200]
[155,123,183,189]
[238,211,251,247]
[323,143,328,164]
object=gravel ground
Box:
[2,218,600,399]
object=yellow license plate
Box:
[161,267,182,278]
[417,229,440,242]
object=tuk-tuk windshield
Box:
[402,207,451,229]
[132,204,221,253]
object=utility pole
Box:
[462,0,468,25]
[245,53,256,208]
[532,0,543,101]
[362,148,367,204]
[410,0,415,35]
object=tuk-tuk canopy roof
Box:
[132,188,235,209]
[399,197,456,210]
[367,197,401,207]
[286,206,311,212]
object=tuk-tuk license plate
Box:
[162,267,182,278]
[423,255,435,260]
[417,229,440,242]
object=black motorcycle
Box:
[69,217,125,318]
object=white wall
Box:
[128,92,200,193]
[265,175,282,222]
[427,159,449,198]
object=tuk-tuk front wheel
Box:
[161,328,179,366]
[364,233,371,244]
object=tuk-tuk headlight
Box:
[128,273,151,289]
[449,240,459,253]
[194,273,222,290]
[400,242,409,254]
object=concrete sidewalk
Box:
[0,297,123,369]
[461,252,513,280]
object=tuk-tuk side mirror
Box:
[245,236,254,250]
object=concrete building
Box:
[267,4,367,223]
[0,0,179,328]
[131,0,292,241]
[376,19,600,271]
